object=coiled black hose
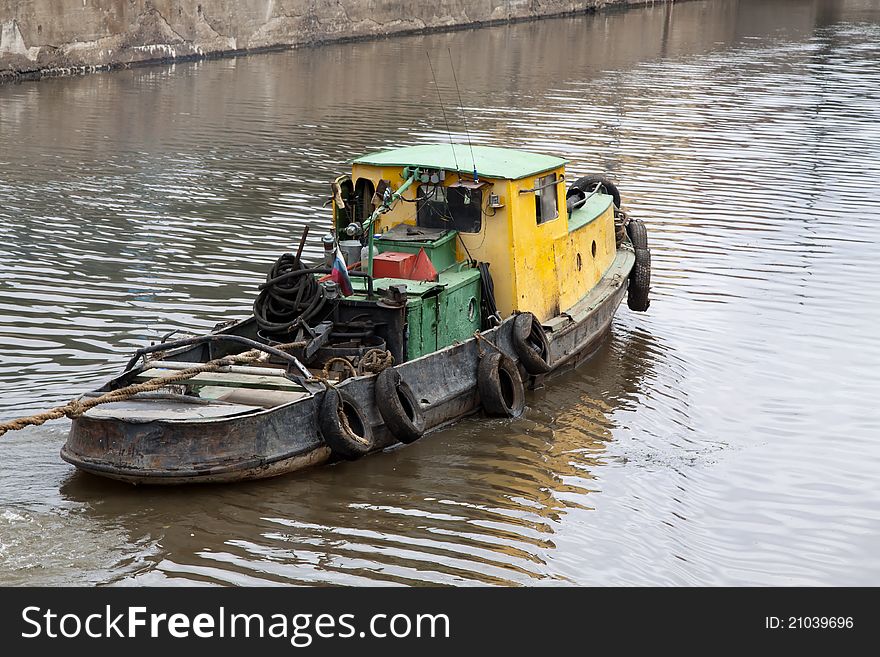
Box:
[253,254,328,334]
[478,262,500,329]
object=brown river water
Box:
[1,0,879,586]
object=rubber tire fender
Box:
[569,175,622,209]
[626,218,651,312]
[318,387,374,460]
[477,351,526,418]
[512,312,552,375]
[374,368,425,444]
[627,216,648,249]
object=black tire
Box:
[626,217,648,249]
[318,387,374,460]
[374,368,425,444]
[626,218,651,312]
[512,312,551,375]
[569,175,621,209]
[477,352,526,418]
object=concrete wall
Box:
[0,1,658,80]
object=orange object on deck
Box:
[409,247,438,282]
[372,249,438,282]
[372,251,417,279]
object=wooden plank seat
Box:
[135,368,306,392]
[84,399,262,421]
[196,386,310,409]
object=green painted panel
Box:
[437,270,481,349]
[375,230,458,271]
[405,298,423,361]
[349,267,481,360]
[568,193,613,232]
[409,296,437,358]
[405,296,439,361]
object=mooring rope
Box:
[320,348,394,383]
[473,330,503,357]
[358,348,394,375]
[0,342,305,439]
[322,357,358,381]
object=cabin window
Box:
[417,184,482,233]
[535,173,559,225]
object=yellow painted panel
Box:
[350,163,420,230]
[457,179,516,316]
[507,170,568,321]
[556,204,617,312]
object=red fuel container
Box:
[372,251,417,279]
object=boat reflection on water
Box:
[58,323,662,586]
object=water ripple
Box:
[1,0,879,586]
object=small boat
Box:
[61,144,651,484]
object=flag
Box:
[330,246,353,296]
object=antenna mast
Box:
[426,52,460,174]
[448,47,478,182]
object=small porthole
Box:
[591,240,597,258]
[576,253,582,271]
[467,297,477,321]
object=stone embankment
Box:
[0,1,666,81]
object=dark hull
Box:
[61,247,636,485]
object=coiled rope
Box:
[320,348,394,383]
[358,348,394,375]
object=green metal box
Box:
[404,268,481,360]
[376,228,458,272]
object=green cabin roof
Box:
[352,144,567,180]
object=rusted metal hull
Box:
[61,247,635,485]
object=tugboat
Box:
[61,144,650,484]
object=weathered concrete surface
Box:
[0,1,664,81]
